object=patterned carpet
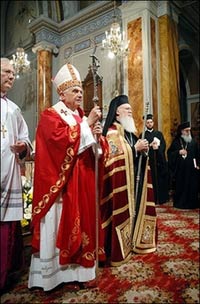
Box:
[1,202,199,304]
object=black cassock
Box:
[142,129,169,204]
[167,136,199,209]
[125,131,150,217]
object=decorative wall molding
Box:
[64,47,73,59]
[74,39,91,53]
[28,1,121,50]
[120,0,158,20]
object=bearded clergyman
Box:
[167,121,200,209]
[101,95,157,266]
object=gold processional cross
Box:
[1,125,7,138]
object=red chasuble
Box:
[100,124,135,266]
[31,107,107,267]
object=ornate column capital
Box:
[32,41,59,55]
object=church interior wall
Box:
[1,0,199,144]
[56,31,117,117]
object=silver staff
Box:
[90,40,100,277]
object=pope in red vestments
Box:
[28,63,108,291]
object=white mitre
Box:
[52,63,82,94]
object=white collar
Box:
[146,128,154,132]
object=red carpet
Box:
[1,202,199,303]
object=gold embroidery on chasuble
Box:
[32,128,78,217]
[132,161,157,253]
[103,126,135,219]
[81,233,95,261]
[97,247,105,256]
[139,203,156,248]
[116,218,132,259]
[60,249,70,258]
[60,217,80,258]
[141,218,156,244]
[107,131,124,157]
[81,232,90,248]
[82,251,95,261]
[101,125,135,261]
[62,227,95,261]
[70,125,78,140]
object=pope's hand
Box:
[87,106,102,126]
[92,122,102,141]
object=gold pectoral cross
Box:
[1,124,7,138]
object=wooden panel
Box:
[82,66,102,116]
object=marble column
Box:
[120,1,180,148]
[32,42,58,121]
[121,1,159,135]
[158,11,181,148]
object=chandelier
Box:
[101,2,129,58]
[10,48,30,78]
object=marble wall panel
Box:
[127,17,143,136]
[158,15,180,149]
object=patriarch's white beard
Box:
[118,116,137,134]
[181,134,192,143]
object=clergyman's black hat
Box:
[177,121,190,136]
[143,113,153,120]
[178,121,190,131]
[102,95,129,136]
[142,114,153,120]
[146,114,153,120]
